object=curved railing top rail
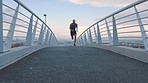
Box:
[77,0,148,51]
[0,0,59,52]
[78,0,147,38]
[94,0,147,25]
[14,0,56,39]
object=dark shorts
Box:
[71,30,76,36]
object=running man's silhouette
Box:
[69,19,78,46]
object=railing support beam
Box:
[81,36,84,46]
[93,26,97,44]
[49,33,52,45]
[88,29,92,44]
[96,24,102,46]
[112,15,119,46]
[38,24,44,45]
[4,4,19,50]
[76,39,80,46]
[78,39,81,46]
[84,33,87,45]
[134,6,148,51]
[32,19,38,45]
[76,39,79,46]
[26,14,33,46]
[0,0,3,52]
[105,19,113,45]
[45,30,50,45]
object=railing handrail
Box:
[14,0,44,25]
[77,0,148,51]
[14,0,59,45]
[94,0,147,27]
[0,0,59,52]
[13,0,54,34]
[78,0,147,39]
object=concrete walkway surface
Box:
[0,47,148,83]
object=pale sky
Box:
[3,0,138,42]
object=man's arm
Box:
[69,24,72,31]
[70,23,75,31]
[76,24,78,32]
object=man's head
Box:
[73,19,75,23]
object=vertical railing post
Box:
[43,25,46,44]
[76,38,80,46]
[55,38,58,46]
[45,30,50,45]
[105,19,113,45]
[78,39,81,46]
[53,36,55,46]
[76,39,79,46]
[84,33,87,45]
[32,19,38,45]
[51,35,54,46]
[81,36,84,46]
[112,15,119,46]
[87,30,90,44]
[54,35,58,46]
[54,37,58,46]
[49,33,52,46]
[134,6,148,51]
[96,24,102,46]
[89,29,92,44]
[53,37,56,46]
[93,26,97,44]
[0,0,3,52]
[79,38,82,46]
[51,36,54,46]
[4,4,19,50]
[26,14,33,46]
[38,24,44,45]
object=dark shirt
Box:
[70,23,78,31]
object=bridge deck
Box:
[0,47,148,83]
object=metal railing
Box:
[76,0,148,51]
[0,0,58,52]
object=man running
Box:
[69,19,78,46]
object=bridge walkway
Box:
[0,47,148,83]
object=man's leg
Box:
[74,34,76,43]
[74,34,76,46]
[71,35,73,40]
[71,31,74,40]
